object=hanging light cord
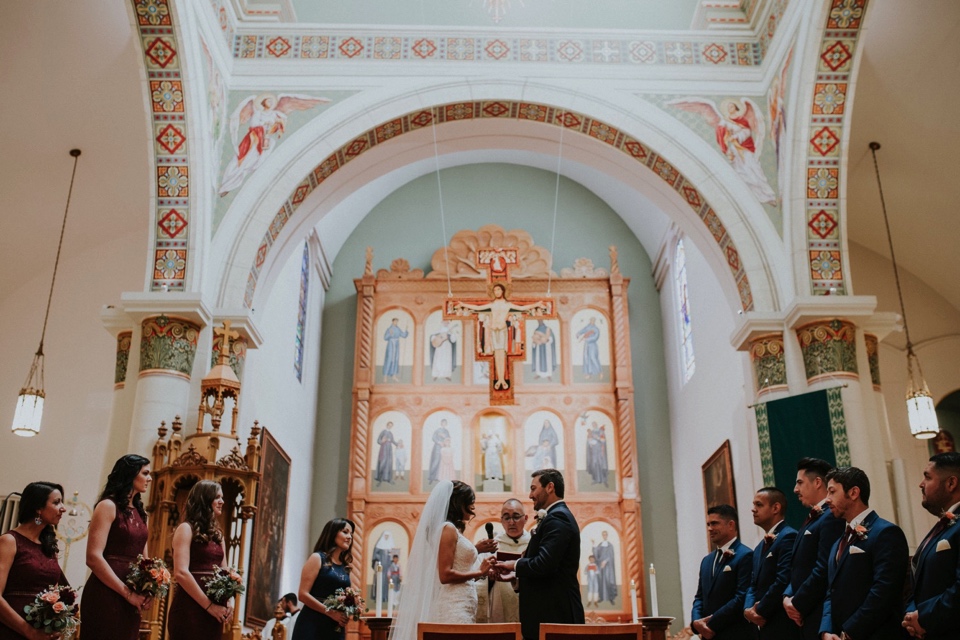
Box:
[869,141,914,354]
[35,149,81,357]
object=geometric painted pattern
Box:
[133,0,190,292]
[242,100,756,313]
[805,0,870,294]
[294,241,309,383]
[231,32,768,67]
[755,401,775,486]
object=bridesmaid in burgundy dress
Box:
[80,454,153,639]
[167,481,233,639]
[0,482,69,640]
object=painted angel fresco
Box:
[667,97,777,205]
[768,46,793,202]
[219,93,330,196]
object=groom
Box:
[496,468,585,640]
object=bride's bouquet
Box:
[202,565,245,605]
[24,585,80,636]
[125,555,172,598]
[322,586,366,632]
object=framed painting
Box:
[245,428,291,628]
[702,440,737,543]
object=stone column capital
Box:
[119,291,212,328]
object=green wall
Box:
[311,162,683,617]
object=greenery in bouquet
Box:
[202,565,245,605]
[322,586,366,632]
[23,585,79,634]
[125,554,172,598]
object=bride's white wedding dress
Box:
[430,529,479,623]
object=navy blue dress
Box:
[291,553,351,640]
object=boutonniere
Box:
[941,511,958,527]
[763,533,777,544]
[851,523,869,541]
[721,549,735,560]
[811,505,823,517]
[531,509,548,534]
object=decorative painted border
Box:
[242,100,755,312]
[826,386,851,465]
[749,332,788,393]
[863,332,880,389]
[115,331,133,388]
[139,315,201,377]
[132,0,191,292]
[804,0,869,293]
[755,402,775,485]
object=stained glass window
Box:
[294,241,309,382]
[675,238,695,382]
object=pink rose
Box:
[41,591,60,604]
[52,602,66,613]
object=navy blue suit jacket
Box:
[515,502,584,640]
[907,508,960,640]
[745,522,799,639]
[786,508,846,640]
[811,511,909,640]
[692,539,757,639]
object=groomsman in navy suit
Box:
[744,488,799,639]
[783,458,846,640]
[799,467,909,640]
[903,452,960,640]
[692,504,757,640]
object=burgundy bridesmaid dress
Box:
[166,537,225,640]
[79,507,149,639]
[0,530,69,640]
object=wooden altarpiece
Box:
[347,226,646,638]
[142,324,263,640]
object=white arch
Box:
[209,80,793,317]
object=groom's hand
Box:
[495,559,517,572]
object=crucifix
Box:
[214,320,240,366]
[444,248,555,405]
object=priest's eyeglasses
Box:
[501,514,525,522]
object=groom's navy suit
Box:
[515,501,584,640]
[797,511,908,640]
[906,506,960,640]
[745,521,799,639]
[785,507,845,640]
[692,539,757,639]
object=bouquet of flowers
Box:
[24,585,79,635]
[126,555,172,598]
[202,565,245,605]
[321,586,366,632]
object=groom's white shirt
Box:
[546,500,565,513]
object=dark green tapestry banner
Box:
[754,387,851,529]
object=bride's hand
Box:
[479,556,495,576]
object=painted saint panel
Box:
[375,310,414,384]
[575,410,617,492]
[523,319,561,383]
[370,411,412,493]
[423,310,463,384]
[475,413,511,493]
[523,411,565,473]
[580,522,622,610]
[571,311,611,382]
[365,521,409,610]
[422,411,463,489]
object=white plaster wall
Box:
[0,228,145,585]
[239,242,324,598]
[849,241,960,545]
[662,236,758,625]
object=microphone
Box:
[485,522,494,539]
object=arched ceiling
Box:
[2,0,958,316]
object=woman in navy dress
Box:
[0,482,69,640]
[81,454,152,639]
[167,481,232,639]
[292,519,355,640]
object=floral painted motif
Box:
[828,0,865,29]
[864,333,880,388]
[136,0,170,26]
[796,318,858,382]
[750,333,787,392]
[810,250,842,281]
[139,315,201,376]
[155,249,186,280]
[115,332,132,386]
[151,81,183,112]
[813,83,846,115]
[807,168,839,199]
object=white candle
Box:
[649,563,659,617]
[630,578,638,623]
[376,561,383,617]
[388,578,395,617]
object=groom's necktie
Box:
[712,549,723,576]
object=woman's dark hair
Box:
[98,454,150,521]
[312,518,355,572]
[445,481,475,532]
[183,480,223,544]
[18,481,63,558]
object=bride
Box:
[390,480,494,639]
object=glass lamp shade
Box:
[11,388,44,437]
[906,389,938,439]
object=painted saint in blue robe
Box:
[382,318,408,382]
[576,317,603,378]
[536,419,560,472]
[427,420,451,484]
[375,422,395,485]
[530,320,557,379]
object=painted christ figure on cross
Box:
[444,248,555,404]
